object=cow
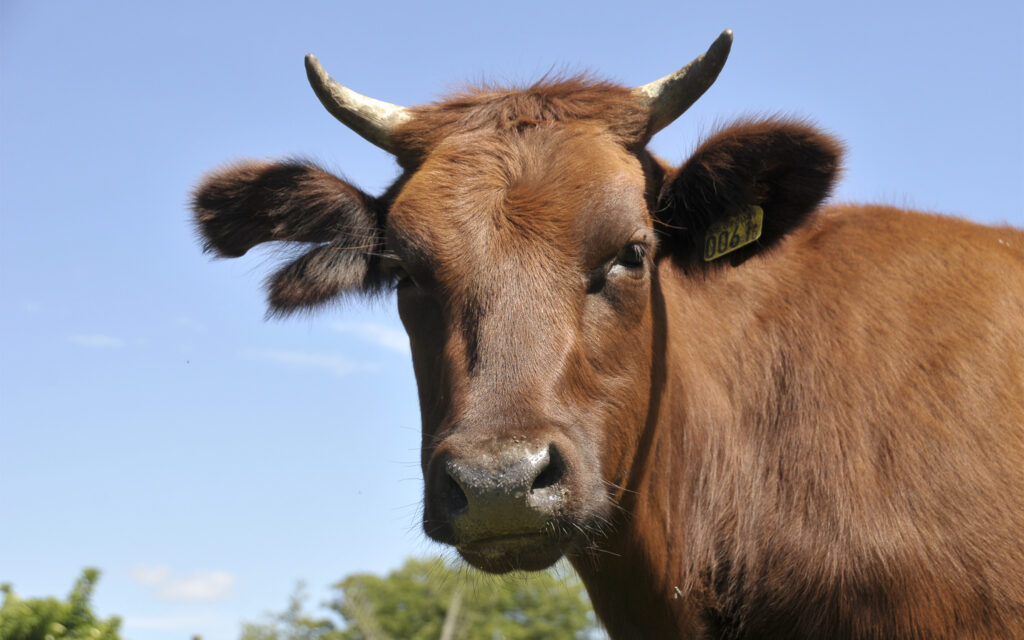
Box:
[192,31,1024,639]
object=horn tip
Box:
[304,54,331,90]
[715,30,734,52]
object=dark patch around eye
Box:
[586,268,608,295]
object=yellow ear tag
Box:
[703,205,764,261]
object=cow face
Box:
[386,125,656,570]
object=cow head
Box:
[192,31,841,574]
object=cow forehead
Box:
[386,125,649,275]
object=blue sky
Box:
[1,1,1021,639]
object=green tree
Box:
[242,557,603,640]
[0,568,122,640]
[240,583,342,640]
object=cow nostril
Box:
[531,446,567,492]
[446,472,469,515]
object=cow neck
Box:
[570,268,705,638]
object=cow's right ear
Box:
[191,159,388,314]
[654,118,843,264]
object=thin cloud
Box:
[130,564,171,587]
[69,334,125,348]
[159,571,236,601]
[129,565,236,602]
[333,322,410,355]
[242,347,380,376]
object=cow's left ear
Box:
[654,118,843,263]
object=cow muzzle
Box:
[424,439,577,572]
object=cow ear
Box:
[655,119,843,264]
[191,159,389,314]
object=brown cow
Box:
[192,31,1024,639]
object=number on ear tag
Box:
[703,205,764,261]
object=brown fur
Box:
[192,77,1024,638]
[393,77,650,167]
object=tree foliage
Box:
[240,583,342,640]
[0,569,122,640]
[241,557,603,640]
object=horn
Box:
[304,54,412,154]
[633,30,733,137]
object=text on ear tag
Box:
[703,205,764,261]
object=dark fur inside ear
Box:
[266,241,391,315]
[656,118,843,262]
[191,159,378,258]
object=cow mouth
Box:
[456,532,570,573]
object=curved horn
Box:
[633,30,733,138]
[305,54,412,153]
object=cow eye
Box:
[614,243,647,269]
[383,255,417,289]
[592,241,648,292]
[392,265,414,287]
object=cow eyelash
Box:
[615,243,647,269]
